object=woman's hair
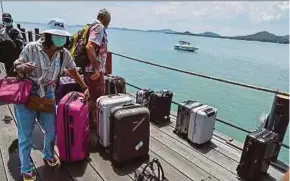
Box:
[42,33,54,49]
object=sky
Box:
[1,1,289,36]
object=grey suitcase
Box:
[174,100,203,138]
[96,94,133,148]
[187,105,217,144]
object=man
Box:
[0,13,23,42]
[0,13,25,76]
[85,8,110,128]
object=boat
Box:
[174,41,198,52]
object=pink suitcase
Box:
[57,91,89,162]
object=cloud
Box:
[2,1,289,36]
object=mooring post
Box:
[17,24,21,30]
[28,31,33,42]
[264,94,289,161]
[34,28,40,41]
[106,51,112,74]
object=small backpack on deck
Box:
[66,22,97,69]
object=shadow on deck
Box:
[0,64,287,181]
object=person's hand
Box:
[84,87,90,101]
[63,69,73,78]
[90,72,100,80]
[15,62,36,73]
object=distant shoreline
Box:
[165,32,289,44]
[16,21,289,44]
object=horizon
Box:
[2,1,289,36]
[15,20,289,37]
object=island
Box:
[165,30,289,44]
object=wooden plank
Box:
[167,114,285,180]
[0,149,8,181]
[0,105,26,181]
[88,131,133,181]
[149,136,218,181]
[30,124,74,181]
[124,150,192,181]
[150,125,240,181]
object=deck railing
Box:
[15,24,290,160]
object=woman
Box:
[13,18,89,181]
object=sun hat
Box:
[42,18,71,37]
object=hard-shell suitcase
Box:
[55,76,82,104]
[187,105,217,144]
[136,89,154,108]
[96,94,133,148]
[104,75,126,95]
[57,91,89,162]
[236,128,279,180]
[149,90,173,124]
[174,100,203,138]
[110,103,150,164]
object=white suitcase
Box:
[96,94,133,147]
[174,100,203,138]
[187,105,217,144]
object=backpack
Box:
[67,22,97,68]
[134,158,168,181]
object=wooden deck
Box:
[0,63,287,181]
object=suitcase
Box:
[187,105,217,144]
[174,100,203,138]
[96,94,133,148]
[148,90,173,124]
[104,75,126,95]
[56,91,89,162]
[55,76,82,104]
[110,103,150,164]
[236,128,279,180]
[136,89,154,108]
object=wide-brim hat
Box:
[41,18,71,37]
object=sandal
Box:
[43,155,60,167]
[22,171,36,181]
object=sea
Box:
[18,22,289,163]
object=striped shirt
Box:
[14,39,76,97]
[85,20,108,73]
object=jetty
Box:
[0,24,288,181]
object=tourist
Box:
[84,8,110,128]
[0,13,25,76]
[13,18,89,181]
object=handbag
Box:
[25,95,55,113]
[134,158,168,181]
[0,72,33,104]
[25,50,64,113]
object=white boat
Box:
[174,41,198,52]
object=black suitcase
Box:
[105,75,126,95]
[136,89,154,108]
[110,103,150,165]
[149,90,173,124]
[236,128,279,180]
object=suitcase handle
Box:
[205,108,215,117]
[70,128,74,146]
[184,100,195,105]
[123,103,135,107]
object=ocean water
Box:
[19,22,289,163]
